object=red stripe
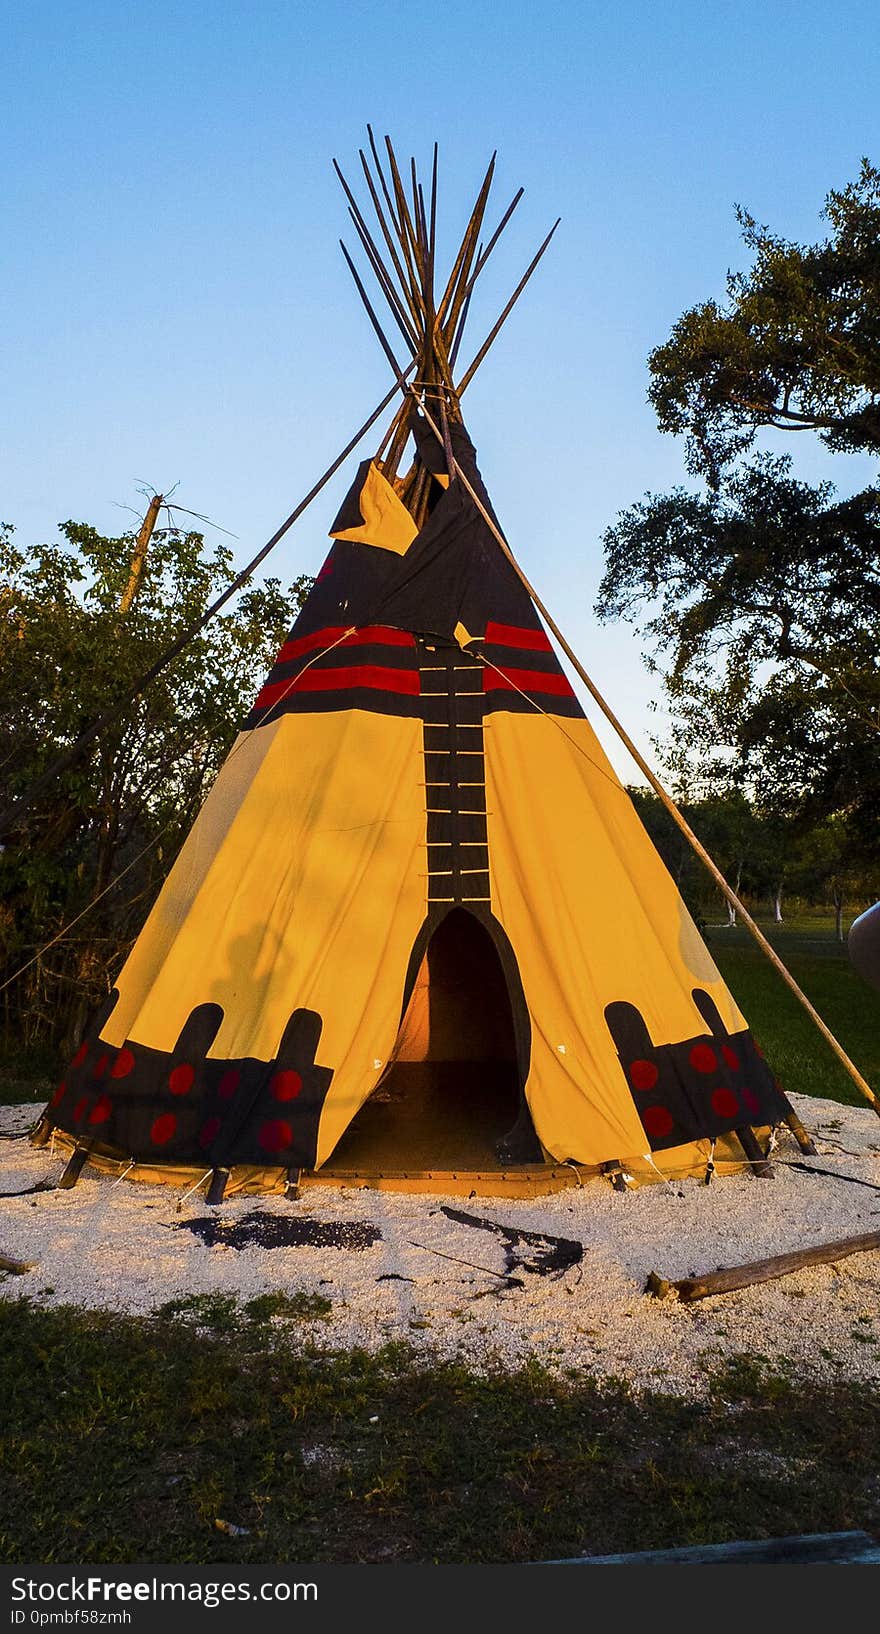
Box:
[482,666,575,698]
[272,625,348,664]
[344,625,416,649]
[484,620,552,652]
[254,664,419,710]
[274,624,415,666]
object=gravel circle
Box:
[2,1094,880,1396]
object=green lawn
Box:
[1,1296,879,1565]
[706,914,880,1107]
[0,1046,55,1108]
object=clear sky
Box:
[4,0,879,778]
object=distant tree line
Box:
[629,787,878,939]
[0,517,310,1061]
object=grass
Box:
[156,1289,334,1331]
[706,913,880,1106]
[0,1295,878,1565]
[0,1041,55,1108]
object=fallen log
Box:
[0,1252,37,1276]
[645,1228,880,1303]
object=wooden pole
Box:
[357,143,423,333]
[434,155,496,330]
[455,218,561,396]
[645,1228,880,1302]
[118,491,163,616]
[0,1252,37,1275]
[413,398,880,1120]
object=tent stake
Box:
[58,1145,90,1190]
[205,1167,230,1206]
[780,1105,818,1156]
[412,399,880,1123]
[736,1126,775,1178]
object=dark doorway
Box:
[326,909,536,1170]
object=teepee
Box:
[38,138,798,1201]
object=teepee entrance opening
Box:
[326,909,535,1172]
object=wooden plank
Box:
[300,1165,596,1199]
[549,1531,880,1566]
[646,1228,880,1303]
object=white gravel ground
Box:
[2,1093,880,1396]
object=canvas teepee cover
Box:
[41,144,790,1195]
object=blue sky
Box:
[5,0,879,776]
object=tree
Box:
[0,518,311,1056]
[596,454,880,834]
[597,161,880,850]
[627,785,757,926]
[790,813,879,941]
[648,159,880,486]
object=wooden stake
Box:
[784,1106,819,1156]
[118,491,163,616]
[646,1228,880,1302]
[736,1125,774,1178]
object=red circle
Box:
[93,1053,110,1079]
[642,1104,674,1139]
[259,1119,293,1154]
[629,1059,658,1092]
[742,1085,761,1116]
[722,1045,740,1070]
[271,1069,303,1102]
[199,1116,221,1149]
[711,1087,740,1119]
[151,1112,177,1146]
[72,1043,88,1069]
[169,1063,195,1096]
[218,1068,240,1102]
[72,1096,89,1123]
[111,1047,135,1079]
[50,1081,66,1108]
[89,1094,112,1126]
[690,1043,718,1074]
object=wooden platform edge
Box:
[299,1164,599,1198]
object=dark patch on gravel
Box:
[176,1209,381,1252]
[439,1206,583,1277]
